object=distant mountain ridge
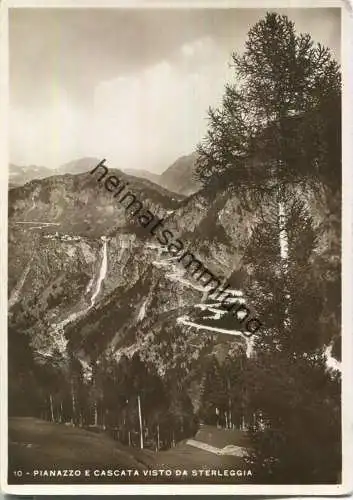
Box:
[158,152,201,196]
[9,154,201,196]
[58,157,101,175]
[9,164,53,189]
[9,158,100,189]
[123,154,202,196]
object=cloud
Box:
[10,36,233,171]
[10,85,87,168]
[89,37,233,171]
[9,9,340,171]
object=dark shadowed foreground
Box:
[8,418,253,484]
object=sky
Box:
[9,8,341,173]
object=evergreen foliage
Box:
[195,12,341,482]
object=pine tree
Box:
[222,351,248,429]
[243,198,341,482]
[67,355,85,425]
[196,13,340,192]
[8,327,42,417]
[199,356,228,426]
[195,12,340,328]
[194,17,341,479]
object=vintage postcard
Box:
[1,0,352,495]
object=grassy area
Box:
[8,418,254,485]
[8,417,154,484]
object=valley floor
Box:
[8,418,253,484]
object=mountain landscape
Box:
[9,153,201,197]
[8,163,249,386]
[8,137,341,483]
[9,163,53,189]
[7,12,342,487]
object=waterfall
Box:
[85,276,95,295]
[90,236,108,308]
[50,236,108,356]
[9,257,33,309]
[137,299,148,322]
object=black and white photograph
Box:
[1,1,351,494]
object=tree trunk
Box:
[227,378,232,429]
[59,400,64,423]
[137,394,144,449]
[278,199,289,261]
[49,394,54,422]
[278,190,291,329]
[157,424,160,451]
[94,401,98,427]
[71,380,76,425]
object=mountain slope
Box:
[8,152,340,442]
[8,168,340,380]
[124,168,161,185]
[159,153,201,196]
[9,168,183,237]
[9,164,53,188]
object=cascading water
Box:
[9,256,33,309]
[49,235,108,356]
[90,236,108,307]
